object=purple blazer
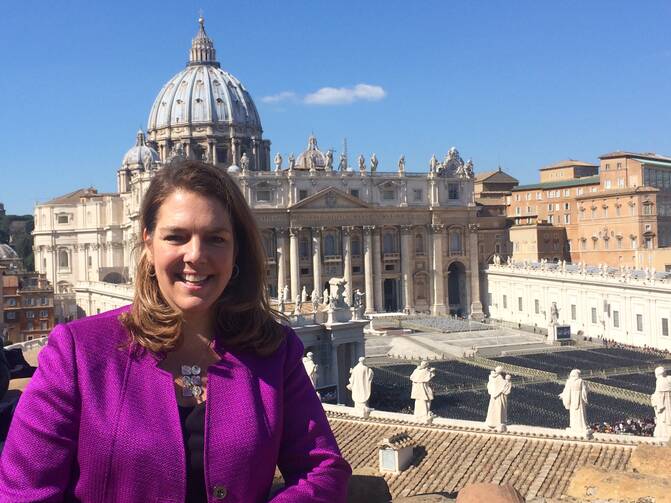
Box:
[0,307,351,502]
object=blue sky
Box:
[1,0,670,215]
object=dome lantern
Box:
[189,16,218,67]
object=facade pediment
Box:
[290,187,371,210]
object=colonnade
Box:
[267,223,481,316]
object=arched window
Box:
[325,234,336,256]
[415,276,427,300]
[449,231,462,254]
[58,249,69,269]
[415,234,425,254]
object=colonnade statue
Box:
[559,369,591,437]
[410,361,435,420]
[347,357,373,416]
[302,352,318,389]
[652,366,671,439]
[486,366,511,432]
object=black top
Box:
[178,402,207,503]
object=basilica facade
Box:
[32,18,507,321]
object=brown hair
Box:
[120,160,286,356]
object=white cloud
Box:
[304,84,387,105]
[260,91,298,104]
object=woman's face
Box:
[144,189,236,324]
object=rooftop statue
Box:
[398,155,405,174]
[651,366,671,439]
[288,153,296,171]
[410,360,436,420]
[550,302,559,325]
[240,152,250,171]
[370,153,378,173]
[273,152,283,171]
[486,366,511,432]
[338,152,347,172]
[357,154,366,172]
[347,357,373,416]
[168,142,185,162]
[325,149,333,171]
[559,369,591,437]
[429,154,438,174]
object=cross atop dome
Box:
[189,14,219,67]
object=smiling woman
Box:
[0,161,351,502]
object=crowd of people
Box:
[600,338,671,359]
[590,417,656,437]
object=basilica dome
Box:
[122,130,159,170]
[145,17,269,171]
[294,135,330,170]
[147,18,261,133]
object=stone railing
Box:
[467,355,559,381]
[74,281,133,301]
[582,380,651,406]
[487,260,671,290]
[6,337,48,352]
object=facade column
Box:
[289,227,301,301]
[363,226,375,314]
[400,225,415,313]
[431,224,446,315]
[210,141,217,164]
[342,226,353,305]
[372,227,383,312]
[312,227,322,295]
[468,223,484,320]
[276,229,287,299]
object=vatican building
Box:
[32,18,505,323]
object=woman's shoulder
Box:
[58,305,132,354]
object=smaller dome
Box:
[294,135,328,170]
[122,130,160,170]
[227,164,240,174]
[0,243,19,260]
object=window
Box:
[526,193,531,200]
[449,231,462,254]
[564,214,570,224]
[448,183,459,200]
[618,178,625,188]
[613,310,620,328]
[57,214,69,224]
[603,207,608,218]
[534,299,539,314]
[26,311,35,319]
[518,297,523,312]
[591,207,597,219]
[502,295,507,309]
[547,203,553,212]
[643,204,653,216]
[298,189,308,201]
[629,204,635,216]
[6,298,16,307]
[58,249,69,269]
[577,188,584,195]
[662,318,669,336]
[413,189,423,202]
[631,236,637,249]
[616,237,622,249]
[617,162,622,170]
[324,234,337,256]
[605,180,611,189]
[564,203,570,211]
[605,163,610,171]
[564,189,570,196]
[41,320,48,331]
[636,314,643,332]
[382,189,395,201]
[591,307,597,324]
[383,233,396,253]
[515,207,521,216]
[515,194,520,201]
[604,238,609,250]
[350,189,360,198]
[256,190,271,202]
[571,304,577,321]
[536,192,542,200]
[644,236,653,249]
[39,310,48,318]
[5,312,16,321]
[415,234,425,255]
[548,215,554,224]
[351,238,361,256]
[299,237,309,258]
[88,256,92,267]
[41,296,48,305]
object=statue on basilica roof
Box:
[325,149,333,171]
[274,152,283,171]
[370,153,378,173]
[338,152,347,172]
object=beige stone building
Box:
[32,18,502,320]
[508,153,671,267]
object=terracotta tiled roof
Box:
[43,188,99,205]
[327,414,633,500]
